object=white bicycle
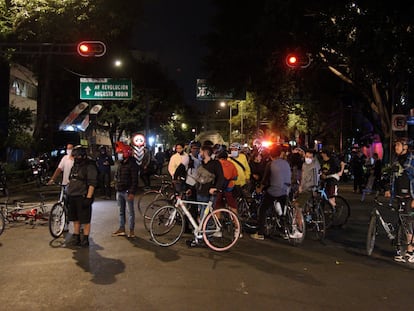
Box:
[149,193,241,252]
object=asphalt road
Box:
[0,181,413,311]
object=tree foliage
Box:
[204,1,414,154]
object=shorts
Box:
[67,195,92,224]
[324,178,338,198]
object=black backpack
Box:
[173,163,187,181]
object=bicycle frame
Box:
[174,196,219,238]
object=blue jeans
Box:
[197,194,212,222]
[116,191,135,230]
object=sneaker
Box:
[128,230,136,238]
[66,234,81,247]
[80,236,89,247]
[394,254,406,262]
[186,239,198,247]
[289,230,303,239]
[405,252,414,263]
[112,229,126,236]
[250,233,264,240]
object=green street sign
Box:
[80,78,132,100]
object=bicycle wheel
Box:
[202,208,240,252]
[143,198,170,231]
[150,205,184,247]
[307,203,326,241]
[286,206,306,246]
[237,197,251,224]
[331,196,351,227]
[322,201,334,229]
[48,202,66,238]
[0,211,5,236]
[136,190,166,216]
[366,214,377,256]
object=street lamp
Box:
[220,101,232,143]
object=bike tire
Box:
[202,208,240,252]
[0,211,5,236]
[48,202,66,238]
[143,198,171,231]
[309,203,326,241]
[287,205,306,246]
[332,196,351,227]
[237,197,251,224]
[136,191,166,216]
[366,214,377,256]
[150,205,184,247]
[263,205,278,237]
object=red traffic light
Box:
[77,41,106,57]
[285,53,311,68]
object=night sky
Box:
[133,0,215,108]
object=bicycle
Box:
[315,183,350,228]
[0,194,48,227]
[136,174,175,231]
[149,192,241,252]
[262,191,306,246]
[48,185,69,238]
[366,196,414,258]
[303,187,326,241]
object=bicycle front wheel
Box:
[309,204,326,241]
[202,208,241,252]
[48,202,66,238]
[150,205,184,247]
[332,196,350,227]
[136,191,166,216]
[366,214,377,256]
[143,198,170,231]
[286,206,306,246]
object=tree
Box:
[5,106,34,160]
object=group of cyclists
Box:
[162,136,413,260]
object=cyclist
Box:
[48,143,74,187]
[251,145,292,240]
[385,137,414,263]
[228,142,251,199]
[294,149,321,221]
[320,149,341,209]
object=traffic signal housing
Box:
[77,41,106,57]
[285,53,312,68]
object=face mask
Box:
[117,153,124,161]
[231,151,239,158]
[211,153,216,160]
[66,149,72,156]
[305,158,313,164]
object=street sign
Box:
[392,114,407,131]
[80,78,132,100]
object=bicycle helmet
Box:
[230,142,241,150]
[189,140,201,148]
[72,145,87,159]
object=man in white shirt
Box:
[168,143,188,178]
[48,144,74,186]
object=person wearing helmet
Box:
[66,145,97,247]
[385,137,414,263]
[96,145,114,199]
[228,142,251,199]
[112,142,139,238]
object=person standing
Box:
[66,145,97,247]
[350,149,366,193]
[385,137,414,263]
[251,146,292,240]
[112,142,139,238]
[48,143,74,187]
[228,142,251,198]
[168,143,188,179]
[96,145,114,199]
[154,147,166,175]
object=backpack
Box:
[173,163,187,182]
[195,165,215,186]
